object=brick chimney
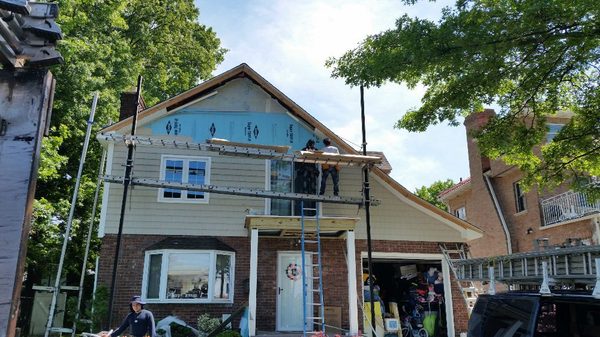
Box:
[119,90,146,121]
[464,109,495,173]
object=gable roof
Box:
[438,177,472,201]
[100,63,482,239]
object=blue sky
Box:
[195,0,468,191]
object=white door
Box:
[277,251,313,331]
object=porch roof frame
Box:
[244,215,358,238]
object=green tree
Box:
[24,0,225,332]
[327,0,600,192]
[414,179,456,211]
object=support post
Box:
[249,229,259,337]
[539,261,551,295]
[488,267,496,295]
[0,69,54,337]
[346,231,358,335]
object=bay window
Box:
[142,249,234,303]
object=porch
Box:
[540,189,600,226]
[244,215,360,337]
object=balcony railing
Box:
[540,189,600,226]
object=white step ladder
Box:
[439,243,479,314]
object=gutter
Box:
[483,171,513,254]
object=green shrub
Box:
[216,330,241,337]
[170,321,196,337]
[197,314,220,334]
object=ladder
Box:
[300,200,326,336]
[452,244,600,285]
[439,243,478,314]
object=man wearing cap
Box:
[103,295,156,337]
[319,138,340,196]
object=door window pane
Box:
[271,160,293,215]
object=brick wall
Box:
[98,235,470,334]
[456,109,597,258]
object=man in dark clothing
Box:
[104,295,156,337]
[295,139,319,215]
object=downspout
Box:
[483,171,513,254]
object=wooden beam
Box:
[294,150,382,166]
[207,137,290,153]
[0,69,54,337]
[244,215,358,233]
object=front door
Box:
[277,251,312,331]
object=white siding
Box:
[322,168,464,242]
[103,144,265,236]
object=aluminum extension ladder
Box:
[300,200,326,336]
[439,243,479,314]
[451,244,600,285]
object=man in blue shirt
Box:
[104,296,156,337]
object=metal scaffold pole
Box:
[107,75,143,328]
[44,92,99,337]
[360,85,376,334]
[72,144,107,336]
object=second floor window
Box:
[454,206,467,220]
[159,155,210,203]
[514,181,527,213]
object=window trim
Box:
[141,249,235,304]
[513,181,527,213]
[158,155,211,203]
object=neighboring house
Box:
[96,64,482,337]
[439,109,600,258]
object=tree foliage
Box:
[24,0,225,331]
[414,179,456,211]
[327,0,600,191]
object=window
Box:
[270,160,293,215]
[159,155,210,203]
[454,206,467,220]
[514,181,527,213]
[143,250,234,303]
[546,123,563,143]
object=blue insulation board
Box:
[148,110,319,151]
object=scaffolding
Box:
[100,129,381,335]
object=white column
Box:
[442,259,455,337]
[249,229,259,336]
[346,230,359,335]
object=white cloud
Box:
[198,0,467,191]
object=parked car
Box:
[467,291,600,337]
